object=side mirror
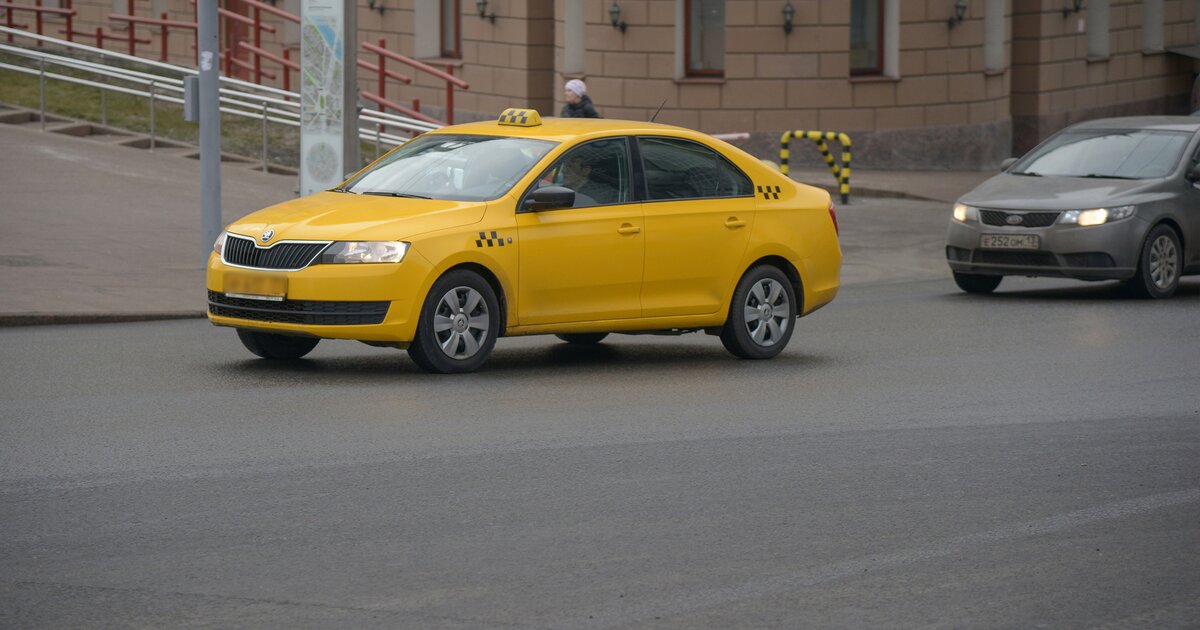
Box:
[1000,157,1019,171]
[1188,163,1200,181]
[524,186,575,211]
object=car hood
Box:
[960,174,1164,210]
[226,192,488,242]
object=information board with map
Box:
[299,0,344,195]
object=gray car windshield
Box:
[1013,129,1191,179]
[343,134,556,201]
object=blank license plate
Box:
[980,234,1039,250]
[224,270,287,300]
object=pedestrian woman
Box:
[561,79,601,118]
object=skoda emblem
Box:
[1005,214,1023,226]
[261,228,275,242]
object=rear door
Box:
[636,136,756,317]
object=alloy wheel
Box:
[1149,235,1178,290]
[742,278,790,347]
[433,286,490,359]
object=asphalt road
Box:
[2,277,1199,628]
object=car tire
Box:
[555,333,609,345]
[407,269,500,374]
[720,265,797,360]
[952,271,1003,294]
[236,330,320,360]
[1127,224,1182,299]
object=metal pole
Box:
[374,125,380,160]
[38,57,45,131]
[261,100,268,172]
[148,81,156,150]
[342,0,358,174]
[198,0,221,260]
[100,81,107,127]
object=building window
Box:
[441,0,461,59]
[850,0,883,75]
[1087,0,1110,60]
[563,0,585,75]
[1143,0,1164,52]
[685,0,724,76]
[984,0,1006,72]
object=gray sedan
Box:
[946,117,1200,298]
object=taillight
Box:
[828,202,839,236]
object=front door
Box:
[515,138,643,325]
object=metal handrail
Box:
[0,28,440,168]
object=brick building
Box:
[37,0,1200,168]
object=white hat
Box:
[565,79,587,98]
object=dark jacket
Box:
[561,95,601,118]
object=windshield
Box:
[1012,129,1192,179]
[343,134,557,201]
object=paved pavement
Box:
[0,120,992,323]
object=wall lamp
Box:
[475,0,496,24]
[947,0,967,28]
[782,2,795,35]
[1062,0,1083,18]
[609,2,627,33]
[367,0,384,16]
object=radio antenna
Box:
[649,99,668,123]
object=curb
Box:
[0,312,207,327]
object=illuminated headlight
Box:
[320,241,409,264]
[212,231,228,256]
[953,202,978,222]
[1059,205,1136,227]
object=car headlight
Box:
[320,241,409,264]
[952,203,978,222]
[1058,205,1136,226]
[212,231,228,256]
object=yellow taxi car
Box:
[207,109,841,373]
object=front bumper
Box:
[205,252,433,342]
[945,216,1146,280]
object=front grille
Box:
[979,210,1060,227]
[208,291,389,325]
[972,251,1059,266]
[223,234,328,270]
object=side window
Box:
[533,138,631,208]
[638,137,752,201]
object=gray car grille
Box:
[979,210,1060,228]
[223,234,328,270]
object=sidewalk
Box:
[0,120,991,324]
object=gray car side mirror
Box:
[1000,157,1019,171]
[1188,163,1200,181]
[524,186,576,211]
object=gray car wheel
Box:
[720,265,796,360]
[1128,224,1181,299]
[408,270,500,373]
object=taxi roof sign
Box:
[498,108,541,127]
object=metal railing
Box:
[0,26,441,170]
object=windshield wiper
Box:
[358,191,432,199]
[1010,171,1042,177]
[328,187,351,193]
[1078,174,1139,180]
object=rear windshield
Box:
[1012,129,1192,179]
[343,134,557,201]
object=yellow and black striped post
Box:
[780,130,852,204]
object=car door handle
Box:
[724,217,746,228]
[617,224,641,235]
